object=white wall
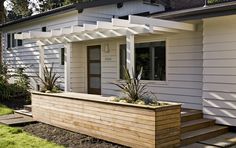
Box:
[70,24,203,110]
[2,0,164,89]
[203,15,236,126]
[2,11,79,89]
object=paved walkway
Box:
[0,114,36,126]
[182,133,236,148]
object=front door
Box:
[87,45,101,95]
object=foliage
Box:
[6,0,33,21]
[0,64,30,101]
[15,67,30,90]
[0,125,62,148]
[0,104,13,115]
[114,67,148,103]
[36,63,61,92]
[113,67,166,106]
[37,0,93,12]
[0,64,9,84]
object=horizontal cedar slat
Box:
[32,93,181,148]
[33,107,156,136]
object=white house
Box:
[1,0,236,127]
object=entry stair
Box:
[181,109,228,146]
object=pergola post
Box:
[126,34,135,75]
[38,43,45,80]
[64,43,71,92]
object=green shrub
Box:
[36,63,61,92]
[114,67,147,103]
[0,64,30,101]
[113,67,162,106]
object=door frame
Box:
[87,45,101,95]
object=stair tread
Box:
[181,118,215,128]
[24,105,32,107]
[181,125,228,140]
[15,110,32,117]
[181,110,202,117]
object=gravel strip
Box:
[22,123,128,148]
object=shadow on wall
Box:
[203,92,236,125]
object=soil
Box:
[22,123,128,148]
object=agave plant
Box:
[37,63,60,92]
[114,67,148,103]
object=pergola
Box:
[15,15,195,92]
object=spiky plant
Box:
[114,67,148,103]
[37,63,60,92]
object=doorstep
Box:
[181,132,236,148]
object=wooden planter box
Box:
[31,92,181,148]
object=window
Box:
[120,41,166,81]
[17,32,23,46]
[12,33,16,48]
[6,33,23,49]
[7,34,11,49]
[120,44,126,79]
[42,27,47,32]
[60,48,65,65]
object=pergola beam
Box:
[129,15,195,31]
[14,15,196,45]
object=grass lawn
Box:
[0,104,63,148]
[0,125,63,148]
[0,104,13,116]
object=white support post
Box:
[38,44,45,80]
[126,34,135,75]
[64,43,71,92]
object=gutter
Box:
[152,1,236,21]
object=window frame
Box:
[6,32,23,50]
[117,39,168,85]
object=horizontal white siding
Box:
[203,15,236,126]
[2,0,164,90]
[98,28,203,110]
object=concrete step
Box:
[24,105,32,112]
[181,118,215,134]
[181,109,203,122]
[15,110,32,117]
[181,125,229,146]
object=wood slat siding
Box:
[203,15,236,126]
[32,93,181,148]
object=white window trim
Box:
[117,37,169,85]
[6,33,23,50]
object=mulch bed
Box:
[22,123,128,148]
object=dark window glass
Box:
[120,44,126,79]
[61,48,65,65]
[12,33,16,48]
[17,39,23,46]
[7,34,11,49]
[42,27,47,32]
[119,41,166,81]
[17,32,23,46]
